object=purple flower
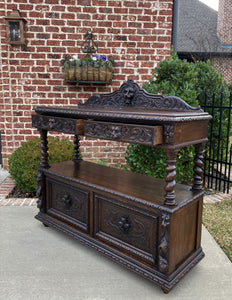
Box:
[100,55,107,61]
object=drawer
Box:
[94,194,158,265]
[46,177,90,233]
[84,120,163,146]
[31,114,78,134]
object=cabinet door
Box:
[46,177,90,233]
[94,194,158,266]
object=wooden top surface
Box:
[34,105,211,124]
[44,160,203,211]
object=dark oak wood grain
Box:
[45,160,203,208]
[32,79,211,293]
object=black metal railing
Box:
[201,91,232,193]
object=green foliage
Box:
[125,145,194,184]
[9,137,75,193]
[96,159,108,166]
[143,54,199,107]
[126,54,231,183]
[193,60,231,147]
[143,54,230,107]
[64,56,114,70]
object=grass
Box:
[203,198,232,262]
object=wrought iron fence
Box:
[201,91,232,193]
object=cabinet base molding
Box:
[35,211,204,293]
[35,160,205,293]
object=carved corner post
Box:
[158,212,171,275]
[164,148,178,206]
[37,129,50,212]
[73,134,82,162]
[192,143,205,191]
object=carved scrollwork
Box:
[102,206,149,244]
[158,212,170,273]
[36,129,50,211]
[62,194,72,209]
[32,115,76,133]
[118,216,131,233]
[79,79,202,112]
[164,125,174,144]
[84,121,154,144]
[54,190,83,213]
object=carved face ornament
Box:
[110,125,121,139]
[123,86,135,104]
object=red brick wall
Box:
[0,0,173,169]
[212,56,232,84]
[217,0,232,44]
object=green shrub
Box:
[125,145,194,184]
[9,137,75,193]
[126,54,230,183]
[143,54,231,145]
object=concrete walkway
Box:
[0,169,9,185]
[0,173,231,299]
[0,206,231,299]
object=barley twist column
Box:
[164,149,178,205]
[192,143,205,190]
[40,129,50,169]
[73,134,82,162]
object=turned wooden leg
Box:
[37,129,50,211]
[164,149,178,205]
[192,143,205,190]
[73,134,82,162]
[40,129,50,169]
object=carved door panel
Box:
[94,193,158,266]
[46,177,90,233]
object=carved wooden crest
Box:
[79,79,202,111]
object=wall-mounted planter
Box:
[63,57,114,84]
[62,30,114,84]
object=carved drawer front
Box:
[84,120,163,146]
[46,177,90,233]
[31,114,77,134]
[94,194,158,265]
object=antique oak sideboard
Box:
[32,79,211,293]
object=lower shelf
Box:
[36,160,205,293]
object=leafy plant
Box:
[64,55,114,70]
[96,159,108,166]
[8,137,75,194]
[125,145,194,184]
[126,54,231,183]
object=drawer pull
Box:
[62,194,72,209]
[118,216,131,233]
